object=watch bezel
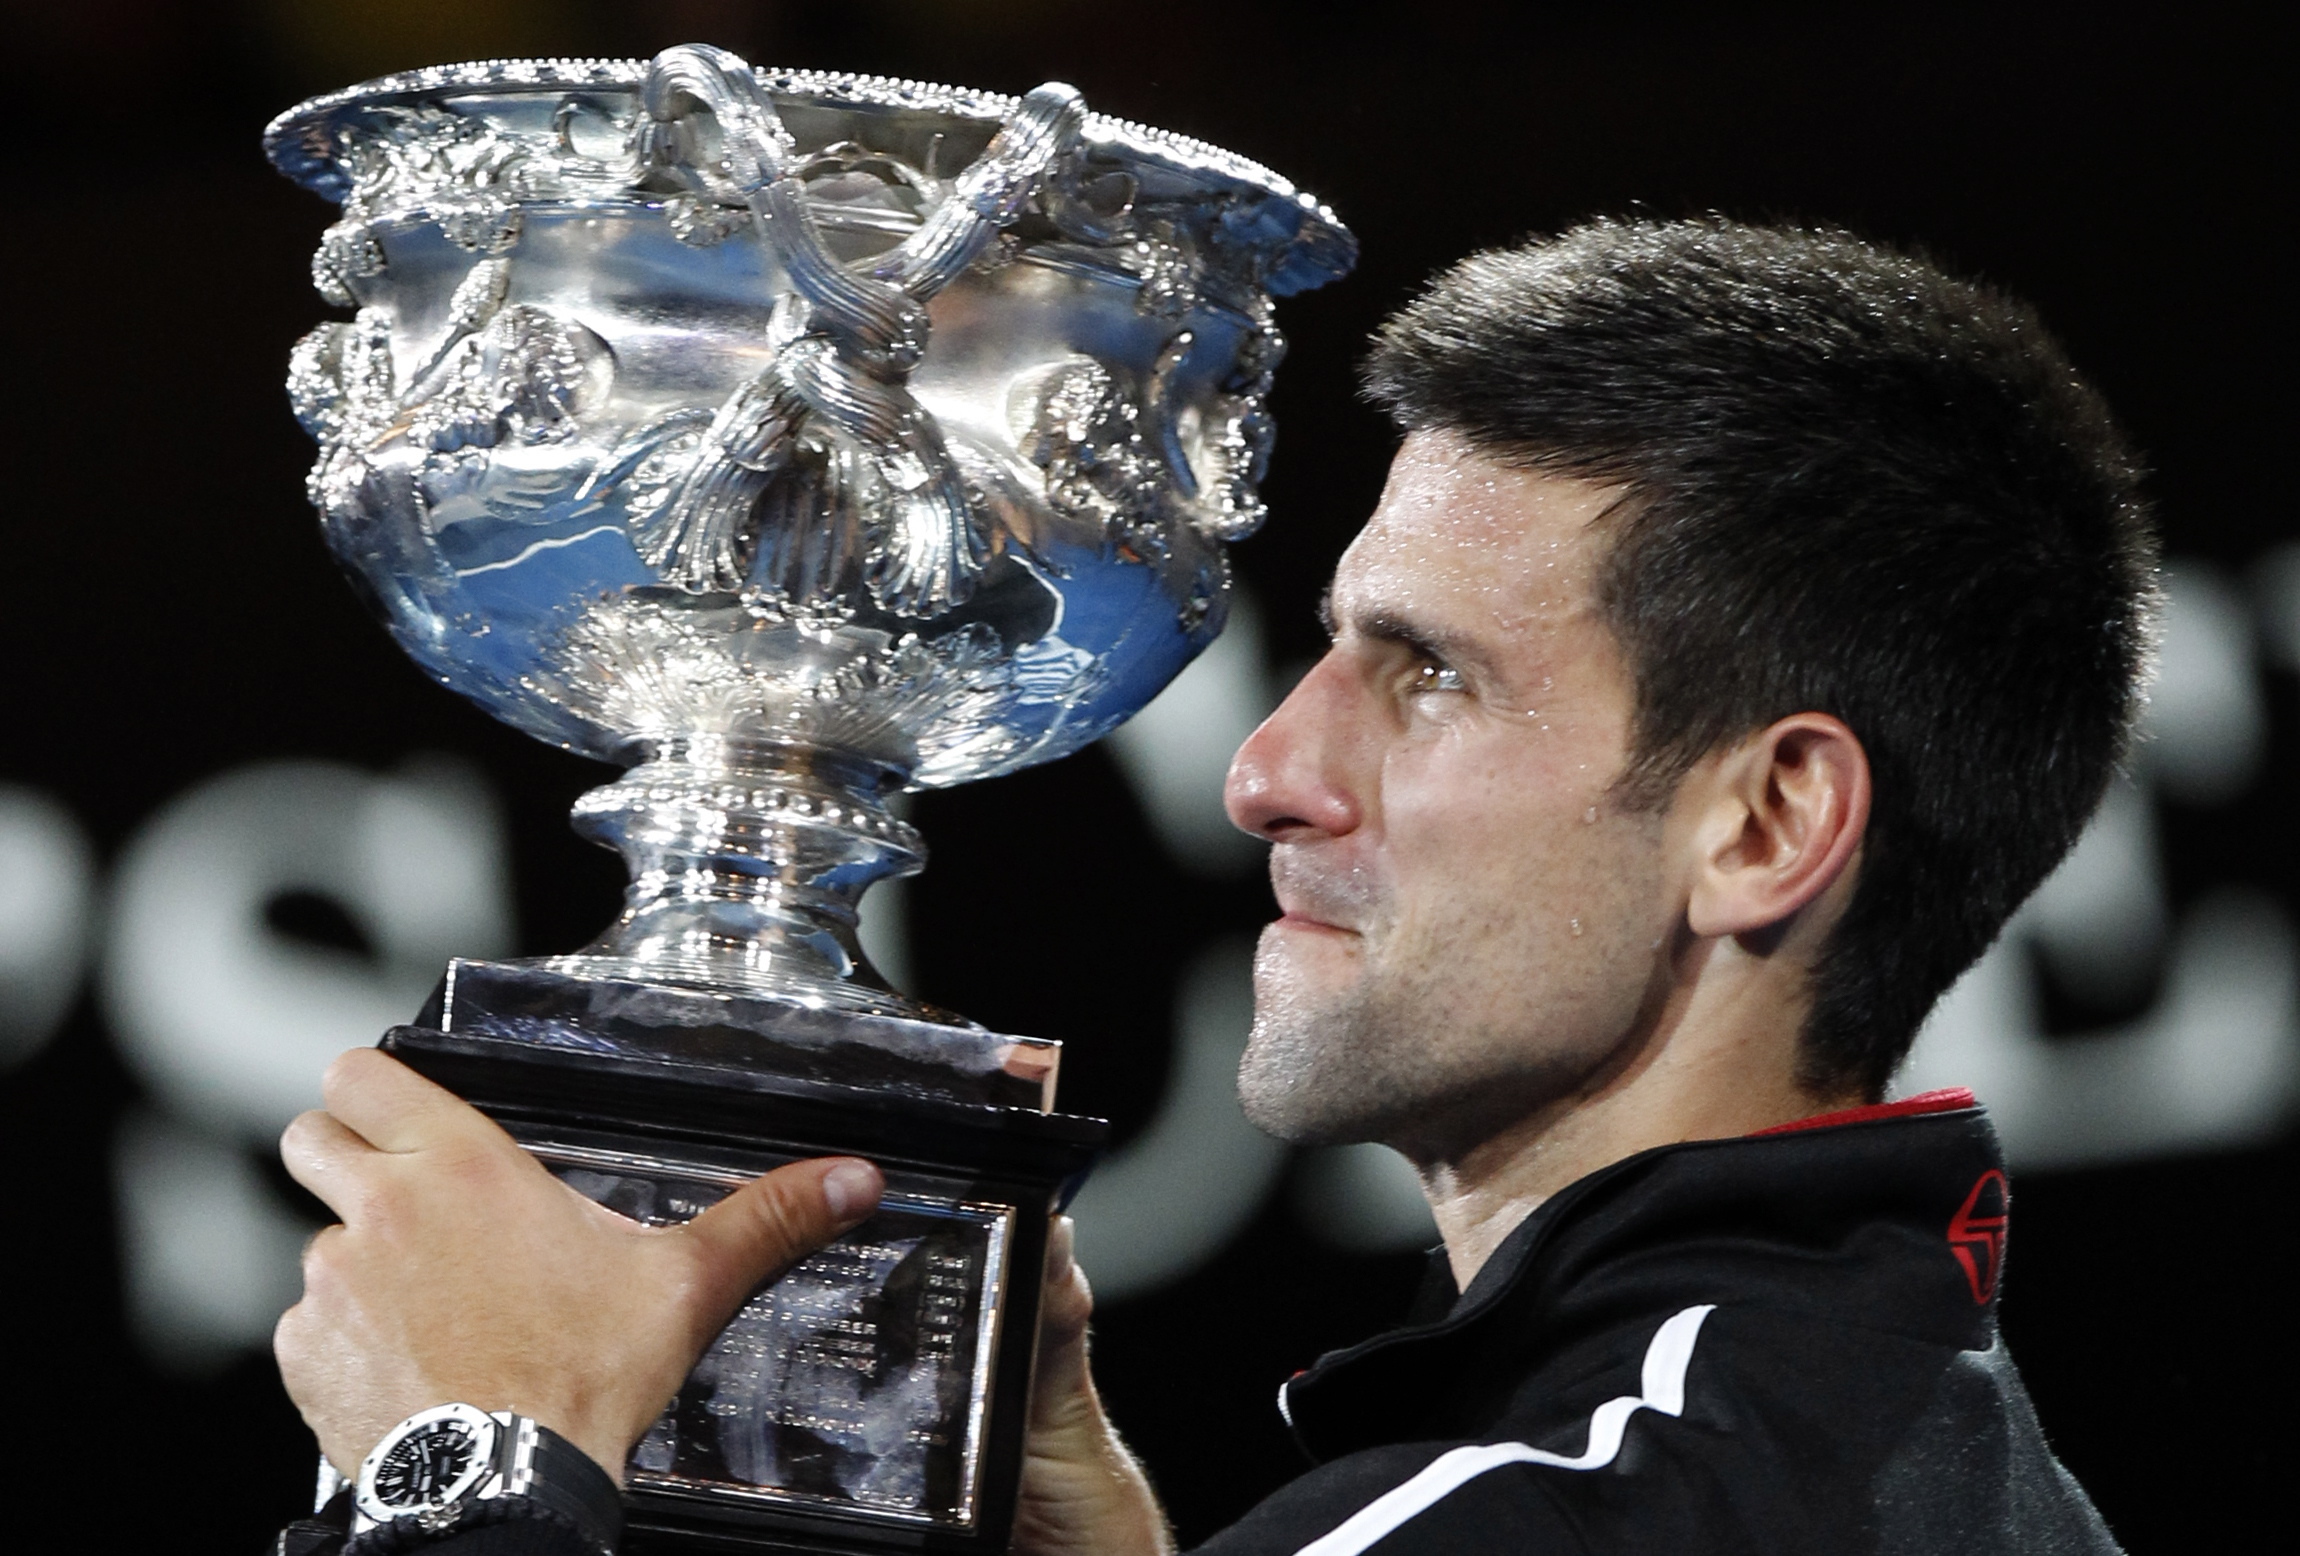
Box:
[355,1402,504,1527]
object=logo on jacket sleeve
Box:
[1946,1169,2009,1305]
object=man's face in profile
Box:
[1227,430,1682,1162]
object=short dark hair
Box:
[1362,216,2157,1099]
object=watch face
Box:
[374,1419,480,1508]
[357,1403,500,1523]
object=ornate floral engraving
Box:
[1010,300,1284,549]
[1125,221,1200,319]
[311,221,385,307]
[1172,294,1287,542]
[1012,357,1162,550]
[289,256,606,521]
[547,595,1030,777]
[663,193,749,246]
[307,104,545,301]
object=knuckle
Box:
[321,1046,378,1098]
[745,1181,806,1242]
[272,1304,306,1370]
[747,1175,828,1252]
[1045,1261,1094,1336]
[298,1225,353,1294]
[279,1110,322,1155]
[435,1136,520,1198]
[300,1222,341,1270]
[323,1162,386,1225]
[280,1109,343,1169]
[339,1167,414,1237]
[353,1178,397,1228]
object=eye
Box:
[1409,661,1467,695]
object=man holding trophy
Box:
[266,44,2133,1556]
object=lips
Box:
[1268,848,1378,935]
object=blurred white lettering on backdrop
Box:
[102,758,511,1371]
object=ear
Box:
[1683,714,1871,944]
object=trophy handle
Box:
[631,51,1086,617]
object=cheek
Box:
[1376,734,1647,943]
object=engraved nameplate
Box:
[524,1138,1014,1528]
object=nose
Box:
[1224,651,1364,842]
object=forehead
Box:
[1332,429,1623,628]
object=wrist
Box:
[522,1413,630,1492]
[343,1497,606,1555]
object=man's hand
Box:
[1010,1217,1176,1556]
[274,1047,883,1483]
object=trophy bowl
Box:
[268,47,1354,1017]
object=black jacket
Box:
[1195,1090,2120,1555]
[280,1092,2119,1556]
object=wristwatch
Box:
[350,1403,622,1553]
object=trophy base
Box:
[380,960,1107,1554]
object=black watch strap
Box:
[514,1425,623,1556]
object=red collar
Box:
[1749,1086,1976,1137]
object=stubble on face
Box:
[1233,433,1675,1163]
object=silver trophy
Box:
[267,45,1351,1552]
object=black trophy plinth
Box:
[381,959,1108,1554]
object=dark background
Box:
[0,2,2288,1549]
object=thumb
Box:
[677,1157,883,1332]
[1032,1215,1097,1418]
[1041,1214,1094,1346]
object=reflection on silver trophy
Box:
[267,43,1351,1550]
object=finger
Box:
[280,1109,379,1217]
[678,1158,882,1331]
[322,1047,503,1155]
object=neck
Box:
[1414,942,1863,1291]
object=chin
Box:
[1239,1056,1419,1151]
[1254,923,1359,1006]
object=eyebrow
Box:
[1321,588,1503,682]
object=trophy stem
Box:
[556,734,930,1018]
